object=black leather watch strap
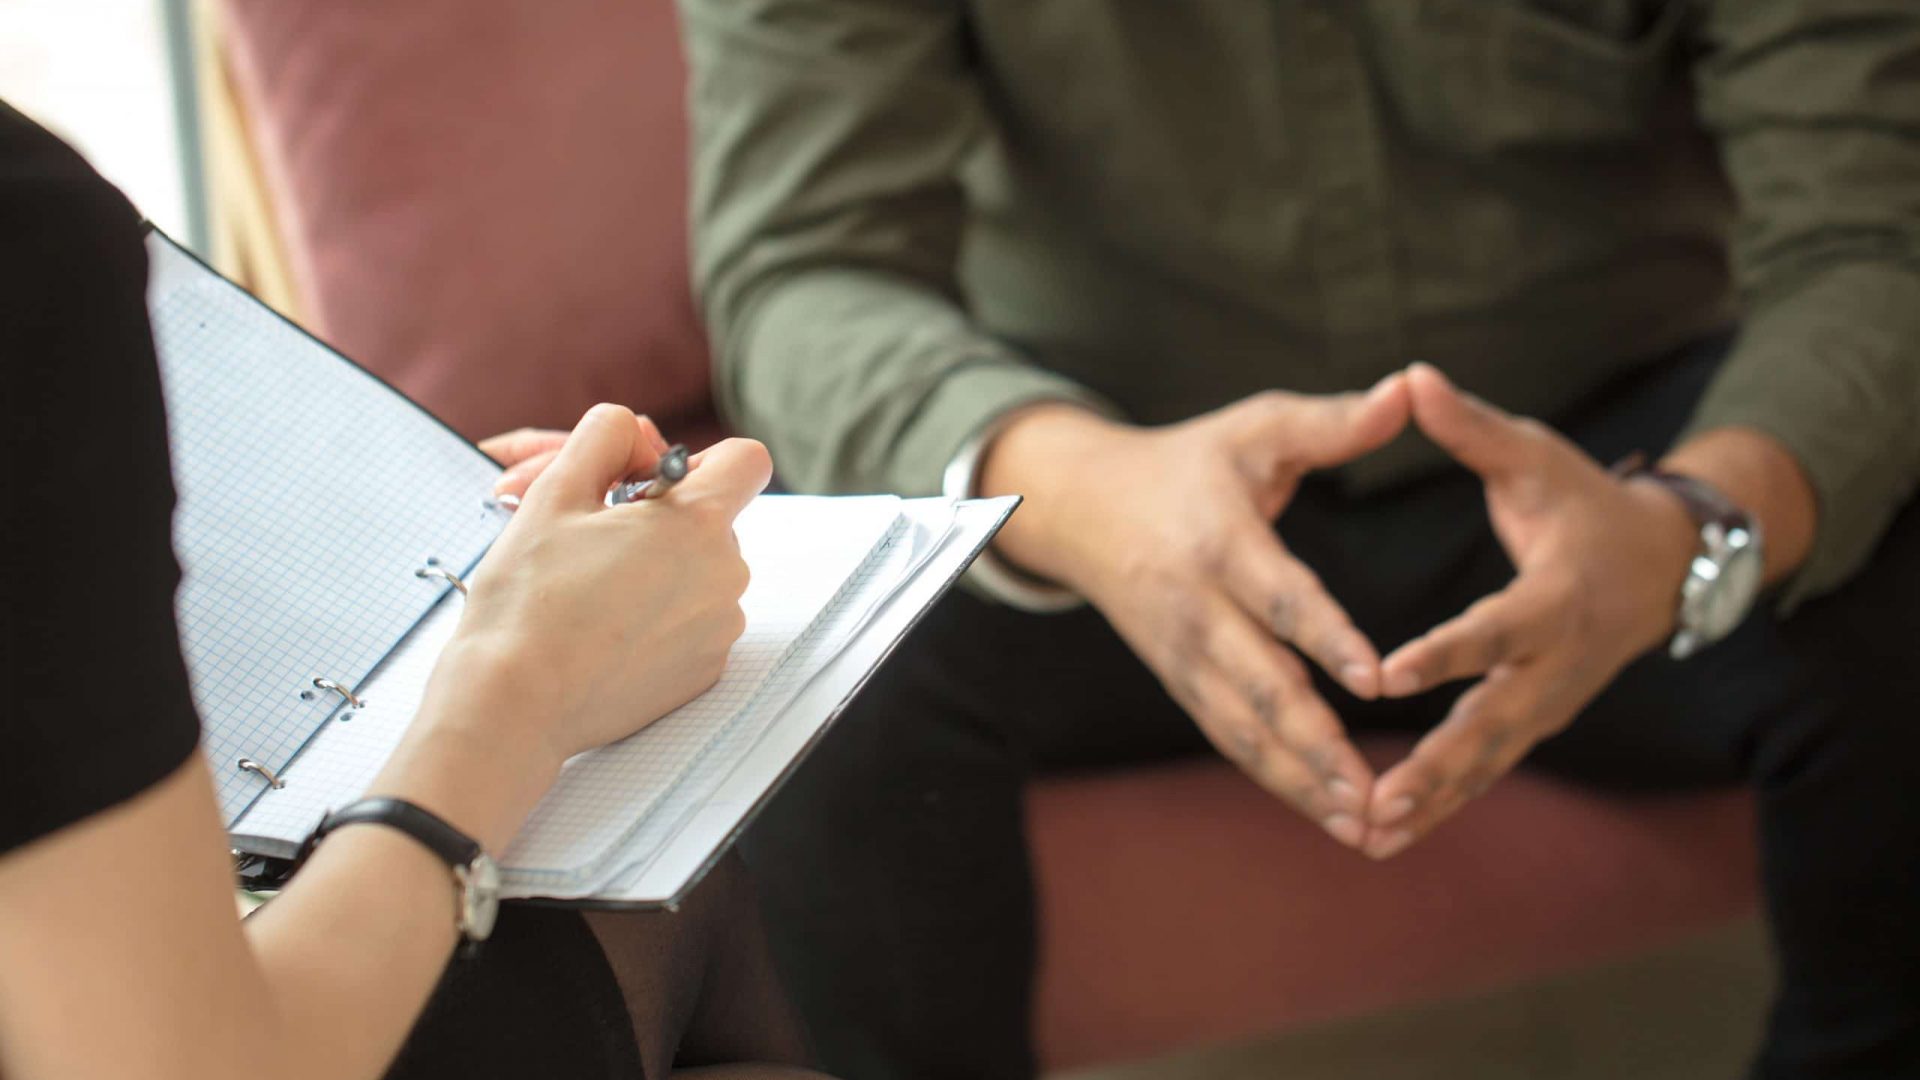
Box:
[302,798,482,871]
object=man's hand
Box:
[1362,364,1701,859]
[980,375,1412,848]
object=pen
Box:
[607,443,691,506]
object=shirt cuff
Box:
[1678,263,1920,612]
[942,406,1088,613]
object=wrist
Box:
[977,404,1134,589]
[1620,474,1700,649]
[374,643,565,854]
[1659,426,1815,586]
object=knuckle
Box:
[1246,389,1292,419]
[1511,470,1551,511]
[1298,742,1340,781]
[1563,571,1598,641]
[1461,769,1496,800]
[1175,529,1228,577]
[1232,728,1266,766]
[687,495,734,529]
[1475,623,1511,670]
[1276,772,1324,817]
[1266,591,1299,639]
[1163,670,1207,718]
[1195,538,1230,578]
[1241,678,1281,733]
[1165,595,1210,667]
[1513,416,1554,444]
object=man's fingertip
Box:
[1366,829,1415,861]
[1382,667,1423,698]
[1341,662,1379,700]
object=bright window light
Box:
[0,0,190,237]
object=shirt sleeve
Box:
[676,0,1116,497]
[1681,1,1920,610]
[0,102,202,855]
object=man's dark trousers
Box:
[742,337,1920,1079]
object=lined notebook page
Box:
[231,496,906,883]
[145,233,506,824]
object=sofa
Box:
[203,0,1762,1071]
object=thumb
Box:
[1406,363,1533,479]
[666,438,774,522]
[1250,371,1411,470]
[523,404,661,512]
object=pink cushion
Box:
[219,0,722,447]
[1027,746,1757,1071]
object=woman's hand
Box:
[429,405,772,771]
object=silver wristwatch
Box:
[1627,467,1766,660]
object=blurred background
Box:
[1,0,203,247]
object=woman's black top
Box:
[0,99,201,855]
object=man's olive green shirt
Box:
[678,0,1920,607]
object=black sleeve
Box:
[0,100,202,855]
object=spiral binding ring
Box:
[236,757,286,790]
[415,564,468,595]
[311,676,365,709]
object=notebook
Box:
[143,229,1015,907]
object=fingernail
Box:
[1342,662,1378,700]
[1377,794,1417,826]
[1383,668,1421,697]
[1368,829,1415,861]
[1327,777,1361,812]
[1324,813,1365,848]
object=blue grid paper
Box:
[144,234,505,824]
[583,505,943,902]
[501,503,907,887]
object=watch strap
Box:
[1612,455,1764,660]
[1632,468,1748,535]
[307,797,483,871]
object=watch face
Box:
[458,855,502,942]
[1699,532,1763,641]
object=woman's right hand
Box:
[424,404,772,768]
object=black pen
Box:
[607,443,691,506]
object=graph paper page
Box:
[231,496,905,884]
[145,232,506,824]
[590,497,1008,906]
[567,498,957,901]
